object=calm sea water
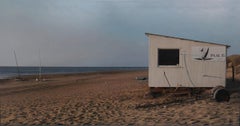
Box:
[0,67,147,79]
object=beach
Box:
[0,70,239,125]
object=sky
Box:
[0,0,239,66]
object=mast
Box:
[38,49,42,81]
[13,50,21,79]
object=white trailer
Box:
[145,33,230,101]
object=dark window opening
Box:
[158,49,179,65]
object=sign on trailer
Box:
[192,46,226,61]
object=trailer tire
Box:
[213,87,230,102]
[211,86,224,95]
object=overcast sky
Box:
[0,0,239,66]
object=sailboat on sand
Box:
[13,50,24,81]
[36,50,41,81]
[36,50,45,82]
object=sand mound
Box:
[227,54,240,67]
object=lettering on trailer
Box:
[192,46,225,61]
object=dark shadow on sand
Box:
[226,79,240,94]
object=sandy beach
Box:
[0,70,239,125]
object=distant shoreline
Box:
[0,67,148,80]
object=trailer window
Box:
[158,49,179,65]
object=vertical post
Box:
[14,50,21,79]
[232,65,235,82]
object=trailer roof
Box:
[145,33,230,48]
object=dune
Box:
[227,54,240,67]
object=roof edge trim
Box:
[145,33,230,48]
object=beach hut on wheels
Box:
[145,33,230,102]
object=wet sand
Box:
[0,70,239,125]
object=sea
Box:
[0,66,147,79]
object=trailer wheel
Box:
[211,86,224,95]
[213,87,230,102]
